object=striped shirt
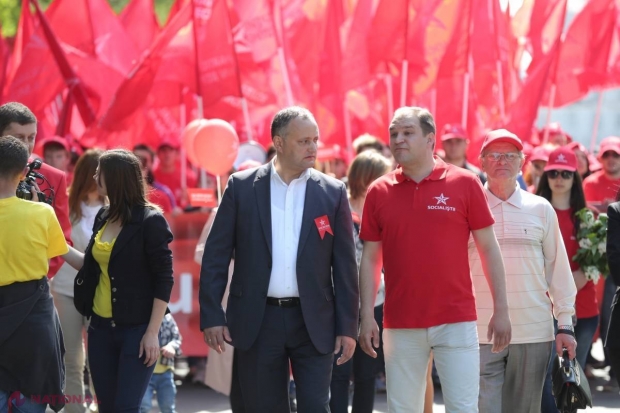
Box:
[469,185,577,344]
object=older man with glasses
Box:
[470,129,577,413]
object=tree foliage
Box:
[0,0,175,38]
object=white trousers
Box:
[383,321,480,413]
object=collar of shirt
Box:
[394,156,449,184]
[484,183,523,209]
[270,157,312,186]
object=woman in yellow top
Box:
[66,149,174,413]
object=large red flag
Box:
[120,0,161,53]
[191,0,242,107]
[0,34,7,92]
[45,0,138,75]
[341,0,373,91]
[504,40,560,143]
[230,0,277,63]
[3,0,35,97]
[544,0,617,107]
[523,0,568,74]
[368,0,407,75]
[96,2,192,130]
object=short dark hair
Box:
[393,107,436,136]
[99,149,160,225]
[0,135,29,179]
[270,106,316,140]
[0,102,37,135]
[133,143,156,164]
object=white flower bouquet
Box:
[573,208,608,284]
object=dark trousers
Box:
[237,305,333,413]
[230,348,245,412]
[330,304,384,413]
[88,314,156,413]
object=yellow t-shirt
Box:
[92,222,116,318]
[0,197,68,287]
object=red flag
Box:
[544,0,617,107]
[191,0,242,107]
[341,0,373,91]
[45,0,138,75]
[96,2,192,130]
[230,0,277,63]
[434,0,473,141]
[120,0,161,53]
[504,40,560,143]
[368,0,407,75]
[3,0,35,97]
[0,34,7,92]
[523,0,568,74]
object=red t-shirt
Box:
[360,158,495,328]
[555,208,599,319]
[147,186,173,214]
[153,165,197,208]
[583,171,620,211]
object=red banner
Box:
[167,211,211,356]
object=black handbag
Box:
[552,349,593,413]
[73,209,105,317]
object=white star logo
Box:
[556,154,567,163]
[434,193,449,205]
[320,220,326,225]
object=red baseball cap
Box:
[441,124,468,141]
[480,129,523,153]
[544,147,577,172]
[540,122,572,143]
[529,145,553,162]
[598,136,620,159]
[39,136,70,152]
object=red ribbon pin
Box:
[314,215,334,240]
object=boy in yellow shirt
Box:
[0,136,69,413]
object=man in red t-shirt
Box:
[153,141,197,209]
[0,102,72,278]
[358,107,511,412]
[583,136,620,213]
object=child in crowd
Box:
[141,313,183,413]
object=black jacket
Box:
[75,205,174,325]
[605,202,620,348]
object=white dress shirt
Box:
[469,185,577,344]
[268,159,311,298]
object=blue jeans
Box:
[140,369,176,413]
[88,315,156,413]
[0,391,46,413]
[575,315,599,369]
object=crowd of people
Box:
[0,100,619,413]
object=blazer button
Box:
[112,288,117,292]
[111,277,115,281]
[112,298,117,303]
[111,321,116,327]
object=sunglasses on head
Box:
[547,170,573,180]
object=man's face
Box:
[134,149,153,170]
[389,115,433,166]
[442,138,468,163]
[601,150,620,176]
[480,142,524,183]
[44,148,70,172]
[274,117,319,172]
[549,132,568,147]
[157,146,178,168]
[2,122,36,155]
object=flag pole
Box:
[385,74,394,121]
[241,97,254,142]
[496,60,506,122]
[461,72,470,128]
[343,103,353,158]
[542,84,556,144]
[590,90,604,152]
[400,0,410,107]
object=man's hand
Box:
[359,316,380,358]
[556,333,577,359]
[203,326,231,354]
[487,310,512,353]
[334,336,356,365]
[161,343,176,359]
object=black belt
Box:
[266,297,300,307]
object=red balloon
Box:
[193,119,239,175]
[182,119,208,166]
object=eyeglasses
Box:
[547,170,574,180]
[483,152,521,162]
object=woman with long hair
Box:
[51,149,105,413]
[67,149,174,413]
[536,147,598,370]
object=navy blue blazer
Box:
[199,164,359,354]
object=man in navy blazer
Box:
[200,107,359,412]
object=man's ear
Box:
[273,135,284,152]
[20,165,29,180]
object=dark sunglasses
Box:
[602,151,620,159]
[547,170,574,180]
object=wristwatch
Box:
[557,324,575,337]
